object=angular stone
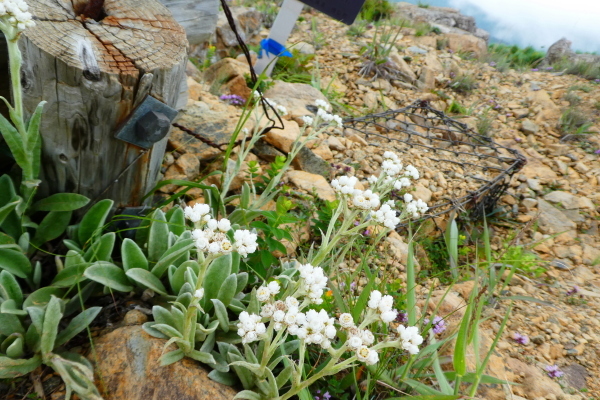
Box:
[203,58,251,90]
[175,153,200,178]
[92,325,238,400]
[445,33,487,57]
[537,198,576,234]
[286,170,336,201]
[413,185,433,203]
[326,136,345,151]
[264,120,302,153]
[251,139,285,162]
[505,357,564,399]
[521,119,539,135]
[264,81,330,119]
[293,147,331,179]
[582,244,600,266]
[417,66,436,91]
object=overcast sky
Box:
[400,0,600,53]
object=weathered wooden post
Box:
[18,0,188,208]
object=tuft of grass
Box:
[476,108,493,136]
[417,1,430,8]
[569,83,593,93]
[446,100,467,114]
[564,90,582,106]
[486,44,545,70]
[359,0,393,22]
[552,57,600,80]
[414,22,437,37]
[449,72,477,94]
[271,49,314,84]
[347,19,370,38]
[559,107,594,138]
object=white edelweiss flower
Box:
[378,295,394,312]
[356,345,371,362]
[403,193,413,203]
[338,313,355,329]
[194,288,204,300]
[397,325,424,355]
[219,239,233,254]
[367,290,383,310]
[285,296,299,309]
[184,203,211,223]
[287,324,299,335]
[208,242,221,254]
[273,310,286,323]
[257,286,271,302]
[260,303,275,318]
[217,218,231,232]
[296,327,308,339]
[366,349,379,365]
[394,177,411,189]
[255,323,267,335]
[267,281,281,296]
[276,105,288,116]
[315,99,331,111]
[324,324,336,339]
[405,165,420,180]
[347,335,363,350]
[301,115,314,126]
[381,310,398,323]
[233,230,258,257]
[206,219,218,231]
[361,329,375,346]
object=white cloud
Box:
[448,0,600,52]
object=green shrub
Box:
[449,72,477,94]
[359,0,394,21]
[487,44,545,70]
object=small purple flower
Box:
[594,149,600,154]
[546,66,553,70]
[363,229,371,236]
[323,393,332,400]
[595,79,600,83]
[566,286,580,296]
[531,68,539,72]
[489,61,497,67]
[512,332,529,345]
[396,312,408,324]
[350,282,357,291]
[424,316,447,334]
[220,94,245,106]
[545,365,564,379]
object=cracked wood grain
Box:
[18,0,188,208]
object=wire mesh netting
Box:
[342,100,527,226]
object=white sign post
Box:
[254,0,304,77]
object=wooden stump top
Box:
[26,0,188,78]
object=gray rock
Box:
[216,6,263,48]
[160,0,219,45]
[562,364,589,390]
[537,198,577,234]
[408,46,428,55]
[92,325,238,400]
[545,38,575,64]
[521,119,539,135]
[395,2,481,37]
[264,81,330,119]
[293,147,332,179]
[252,138,285,162]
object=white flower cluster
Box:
[0,0,35,33]
[314,100,342,128]
[297,263,328,304]
[396,325,424,355]
[338,313,378,365]
[233,229,258,257]
[184,203,258,257]
[331,175,358,195]
[256,281,281,302]
[370,202,400,229]
[367,290,398,323]
[251,91,287,115]
[381,151,403,176]
[237,311,267,344]
[352,189,380,210]
[296,309,336,348]
[184,203,211,224]
[403,194,429,218]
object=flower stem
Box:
[6,36,24,129]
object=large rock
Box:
[506,357,564,399]
[216,6,263,50]
[292,147,332,179]
[263,81,330,119]
[537,198,577,235]
[168,94,253,162]
[264,120,302,153]
[160,0,219,45]
[396,2,479,36]
[445,33,487,57]
[545,37,600,66]
[286,170,336,201]
[203,58,251,92]
[92,325,238,400]
[544,191,595,210]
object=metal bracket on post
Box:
[254,0,304,77]
[115,95,178,149]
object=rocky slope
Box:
[162,4,600,399]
